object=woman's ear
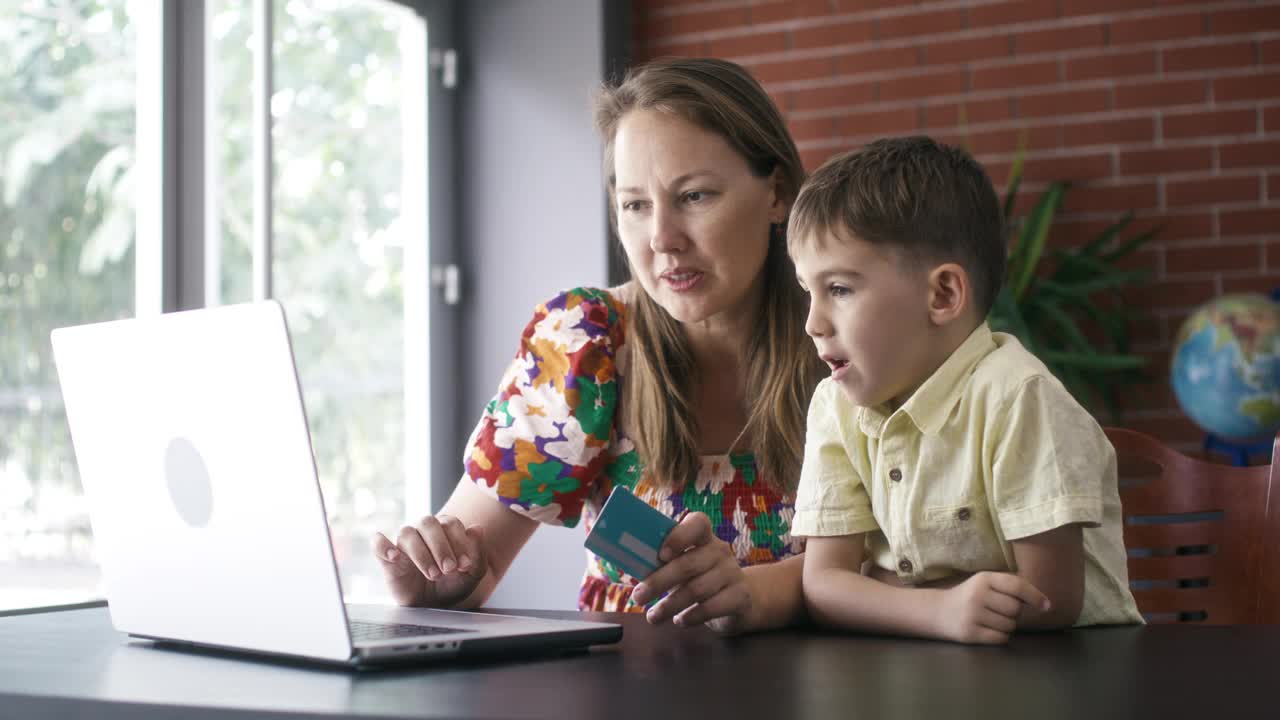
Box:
[767,167,789,224]
[927,263,970,326]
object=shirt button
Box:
[957,507,971,521]
[898,559,913,574]
[889,468,903,482]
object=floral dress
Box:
[462,287,804,613]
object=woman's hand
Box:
[629,512,753,635]
[373,515,487,608]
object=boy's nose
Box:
[804,305,831,338]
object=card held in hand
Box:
[584,486,678,580]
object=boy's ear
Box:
[926,263,970,326]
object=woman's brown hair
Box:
[594,57,824,493]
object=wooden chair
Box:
[1105,427,1279,624]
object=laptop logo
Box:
[164,437,213,528]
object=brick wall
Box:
[634,0,1280,452]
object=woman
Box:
[375,57,825,634]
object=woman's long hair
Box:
[594,58,824,493]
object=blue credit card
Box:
[584,486,678,581]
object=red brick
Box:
[921,98,1014,129]
[1164,42,1257,75]
[1124,279,1216,311]
[1017,88,1110,118]
[1268,242,1280,272]
[1015,23,1106,54]
[1271,173,1280,202]
[748,55,834,84]
[748,0,834,24]
[1065,50,1157,82]
[1060,0,1159,17]
[634,40,707,63]
[922,35,1013,66]
[877,69,968,102]
[800,145,847,173]
[1209,6,1280,35]
[1162,108,1258,140]
[786,115,837,142]
[708,31,789,58]
[972,59,1058,92]
[1062,117,1154,148]
[1064,182,1159,213]
[1114,79,1208,110]
[792,21,874,51]
[967,124,1059,155]
[1119,147,1213,176]
[647,7,748,37]
[1221,208,1280,236]
[791,80,876,110]
[835,107,920,137]
[1222,274,1280,296]
[970,0,1058,29]
[1215,73,1280,103]
[1263,39,1280,65]
[1267,108,1280,134]
[1165,242,1262,274]
[1143,212,1214,242]
[1220,140,1280,170]
[877,8,967,41]
[1166,175,1262,207]
[1018,152,1113,182]
[1111,12,1205,45]
[835,46,920,76]
[835,0,905,10]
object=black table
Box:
[1,604,1276,719]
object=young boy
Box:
[788,136,1142,645]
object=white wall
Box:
[457,0,616,609]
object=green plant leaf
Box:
[1078,212,1134,258]
[1042,351,1148,370]
[1009,183,1065,299]
[1101,225,1162,263]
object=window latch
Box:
[429,48,457,90]
[430,264,461,306]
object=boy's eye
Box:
[828,284,851,298]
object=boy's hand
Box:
[935,571,1050,645]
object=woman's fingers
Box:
[657,511,713,561]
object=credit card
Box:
[584,486,677,581]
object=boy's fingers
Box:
[979,609,1018,634]
[991,573,1052,612]
[658,511,711,562]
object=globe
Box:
[1171,293,1280,441]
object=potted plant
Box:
[987,150,1158,422]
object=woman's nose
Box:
[649,205,687,254]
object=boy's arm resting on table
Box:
[1008,523,1085,629]
[802,534,947,640]
[803,534,1053,645]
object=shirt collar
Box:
[856,323,997,438]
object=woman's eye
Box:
[682,190,710,204]
[620,200,648,213]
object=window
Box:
[1,0,136,611]
[1,0,439,611]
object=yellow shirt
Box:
[792,323,1143,627]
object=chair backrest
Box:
[1105,427,1277,624]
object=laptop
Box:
[49,300,621,668]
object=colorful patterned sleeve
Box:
[461,287,626,528]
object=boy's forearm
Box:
[803,565,947,640]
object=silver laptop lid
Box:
[51,301,354,663]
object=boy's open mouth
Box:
[821,355,849,373]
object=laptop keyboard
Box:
[348,619,467,642]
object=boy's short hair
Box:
[789,135,1006,317]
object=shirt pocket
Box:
[919,498,1008,574]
